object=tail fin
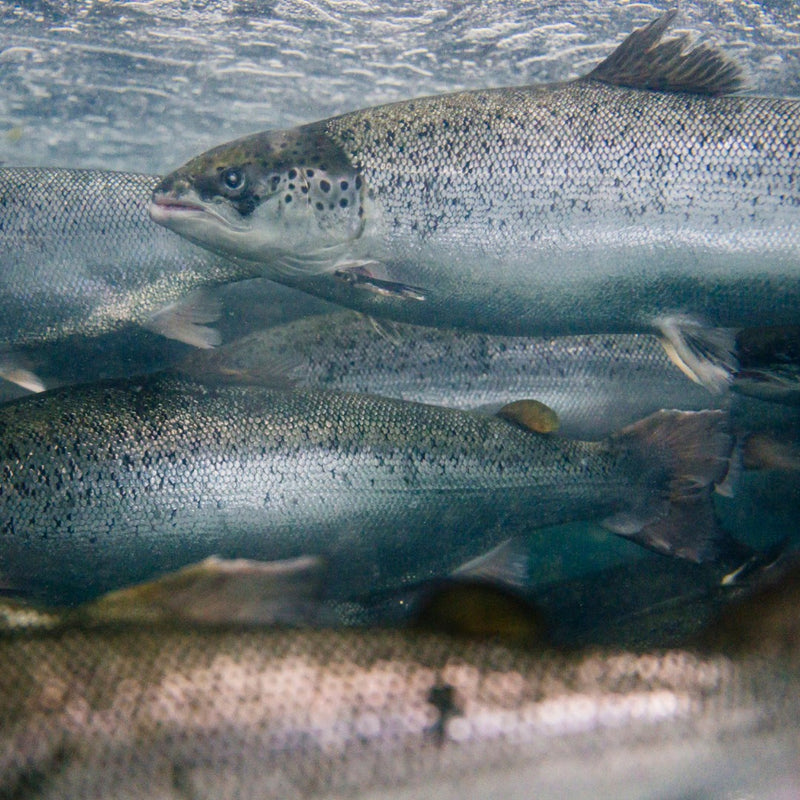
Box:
[601,410,748,563]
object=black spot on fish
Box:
[288,168,297,180]
[315,201,324,211]
[340,180,349,191]
[284,194,292,204]
[306,169,315,177]
[319,179,331,193]
[235,195,258,216]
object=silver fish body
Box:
[183,311,717,439]
[0,375,732,604]
[1,621,798,800]
[0,167,262,389]
[151,15,800,347]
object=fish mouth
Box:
[149,197,249,232]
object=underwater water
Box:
[0,2,799,798]
[1,0,797,606]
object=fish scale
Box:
[0,168,255,347]
[323,79,799,329]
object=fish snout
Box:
[149,174,207,225]
[152,173,192,203]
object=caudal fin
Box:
[601,409,749,564]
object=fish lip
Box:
[149,197,249,232]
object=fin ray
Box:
[587,10,746,96]
[602,409,748,564]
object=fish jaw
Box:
[150,187,258,257]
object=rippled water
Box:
[1,0,798,172]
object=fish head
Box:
[150,125,365,272]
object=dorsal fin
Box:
[586,10,746,96]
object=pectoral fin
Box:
[145,289,222,349]
[655,315,737,393]
[334,262,426,301]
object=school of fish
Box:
[1,10,799,799]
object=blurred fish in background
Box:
[1,557,800,800]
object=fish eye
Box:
[221,167,246,193]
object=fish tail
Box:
[602,410,750,564]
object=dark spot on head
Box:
[340,180,349,191]
[316,201,324,211]
[270,175,280,191]
[284,194,292,203]
[301,186,308,194]
[288,168,298,180]
[288,183,295,190]
[306,169,315,178]
[319,179,331,193]
[339,198,348,208]
[355,175,363,190]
